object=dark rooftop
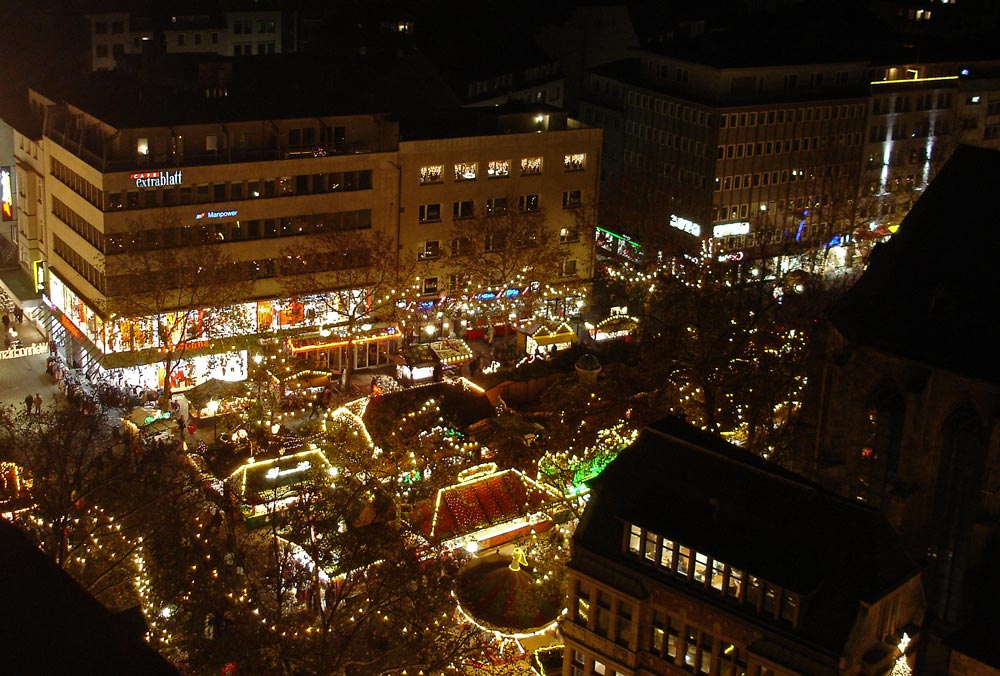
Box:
[573,416,921,656]
[0,519,180,676]
[829,145,1000,385]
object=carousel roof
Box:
[413,466,559,541]
[456,552,562,634]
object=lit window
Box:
[659,539,675,570]
[711,559,725,591]
[628,524,641,553]
[565,153,586,171]
[727,568,744,598]
[418,241,440,260]
[677,546,691,576]
[644,532,658,561]
[137,138,149,155]
[423,277,438,295]
[560,226,579,243]
[420,165,443,184]
[487,160,510,177]
[521,157,543,175]
[694,552,708,583]
[454,162,477,181]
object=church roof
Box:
[829,145,1000,384]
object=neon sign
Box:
[0,167,12,221]
[130,170,183,188]
[669,214,702,237]
[196,210,238,219]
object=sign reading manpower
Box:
[130,170,183,188]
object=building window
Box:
[95,21,108,34]
[418,240,441,260]
[136,138,149,156]
[521,157,543,175]
[177,34,186,46]
[418,204,441,223]
[644,531,658,562]
[211,32,219,44]
[486,197,507,216]
[453,200,474,220]
[595,590,611,636]
[96,45,109,58]
[763,585,778,616]
[484,232,506,252]
[194,33,202,45]
[419,165,443,184]
[651,609,666,655]
[628,524,641,553]
[711,559,725,591]
[780,592,798,624]
[575,581,591,624]
[487,160,510,177]
[560,226,579,243]
[451,237,472,257]
[423,277,438,295]
[565,153,586,171]
[519,194,539,212]
[616,602,633,647]
[667,617,681,658]
[693,552,709,584]
[562,190,582,208]
[659,539,675,570]
[571,651,586,676]
[727,567,744,599]
[677,546,691,576]
[561,258,577,277]
[454,162,477,181]
[746,576,762,608]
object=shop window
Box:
[565,153,586,171]
[420,165,443,184]
[418,240,440,260]
[488,160,510,177]
[419,203,441,223]
[453,200,474,220]
[521,157,543,175]
[454,162,477,181]
[486,197,507,215]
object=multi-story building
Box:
[7,80,598,389]
[565,416,925,676]
[579,50,870,260]
[396,109,600,319]
[580,47,1000,267]
[87,6,286,71]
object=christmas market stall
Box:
[186,378,248,420]
[0,462,32,517]
[589,311,639,344]
[122,406,178,443]
[429,338,474,372]
[516,321,577,358]
[227,447,336,527]
[410,462,562,552]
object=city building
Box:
[812,146,1000,648]
[564,416,925,676]
[87,5,286,72]
[5,76,598,390]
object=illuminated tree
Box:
[280,227,420,389]
[104,212,256,403]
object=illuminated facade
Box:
[10,86,598,386]
[565,417,925,676]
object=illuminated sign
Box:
[0,167,12,221]
[712,221,750,238]
[266,461,311,479]
[669,215,701,237]
[130,170,183,188]
[196,210,238,220]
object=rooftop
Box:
[573,416,921,656]
[829,145,1000,385]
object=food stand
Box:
[395,339,474,383]
[516,321,578,358]
[589,313,639,344]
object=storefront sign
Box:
[669,214,702,237]
[130,170,183,188]
[0,167,12,221]
[712,221,750,238]
[0,342,48,360]
[196,210,238,220]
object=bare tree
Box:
[280,227,419,388]
[104,211,256,403]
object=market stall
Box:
[186,378,248,419]
[516,321,577,358]
[228,447,336,526]
[589,313,639,344]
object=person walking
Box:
[24,393,33,414]
[13,306,23,323]
[33,393,42,415]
